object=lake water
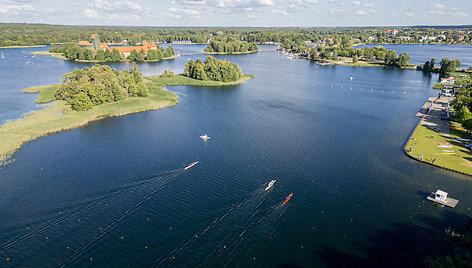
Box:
[0,44,472,267]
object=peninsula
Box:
[0,62,253,166]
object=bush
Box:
[160,70,175,78]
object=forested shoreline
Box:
[1,23,471,48]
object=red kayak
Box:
[282,193,293,206]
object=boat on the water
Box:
[200,134,210,141]
[184,161,198,170]
[349,77,354,80]
[282,193,293,206]
[265,180,276,191]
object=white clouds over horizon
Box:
[0,0,470,26]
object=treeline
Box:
[451,74,472,130]
[205,40,258,53]
[49,43,174,62]
[184,56,242,82]
[1,23,471,48]
[55,64,148,111]
[310,45,411,67]
[420,57,463,77]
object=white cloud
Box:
[83,8,99,18]
[0,4,35,14]
[355,10,366,15]
[352,1,360,5]
[363,3,374,8]
[90,0,147,12]
[257,0,275,6]
[169,7,200,15]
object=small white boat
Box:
[200,134,210,141]
[1,52,4,59]
[349,77,354,80]
[184,161,198,170]
[265,180,276,191]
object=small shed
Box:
[435,190,448,202]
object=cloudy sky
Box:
[0,0,470,27]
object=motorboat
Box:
[200,134,210,141]
[265,180,276,191]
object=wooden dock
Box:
[427,194,459,208]
[416,97,437,117]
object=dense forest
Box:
[205,39,258,53]
[184,56,242,82]
[1,23,471,48]
[49,43,174,62]
[55,64,148,111]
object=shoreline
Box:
[403,97,472,177]
[0,45,47,49]
[0,74,254,166]
[204,50,257,55]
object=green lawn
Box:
[0,74,254,166]
[405,124,472,175]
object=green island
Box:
[0,57,253,166]
[204,39,258,54]
[37,34,176,63]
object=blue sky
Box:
[0,0,470,27]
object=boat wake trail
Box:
[219,202,289,267]
[0,168,182,256]
[156,183,272,267]
[56,169,185,268]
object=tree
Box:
[384,50,398,66]
[352,55,358,63]
[69,92,93,111]
[164,46,174,58]
[55,64,148,111]
[95,50,106,61]
[397,52,410,67]
[440,58,461,78]
[183,56,242,82]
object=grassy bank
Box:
[404,124,472,176]
[23,84,59,103]
[0,74,254,166]
[32,51,67,60]
[146,73,254,86]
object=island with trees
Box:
[0,60,253,166]
[35,34,176,63]
[204,39,258,54]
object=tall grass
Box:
[23,84,59,103]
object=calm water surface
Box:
[0,45,471,267]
